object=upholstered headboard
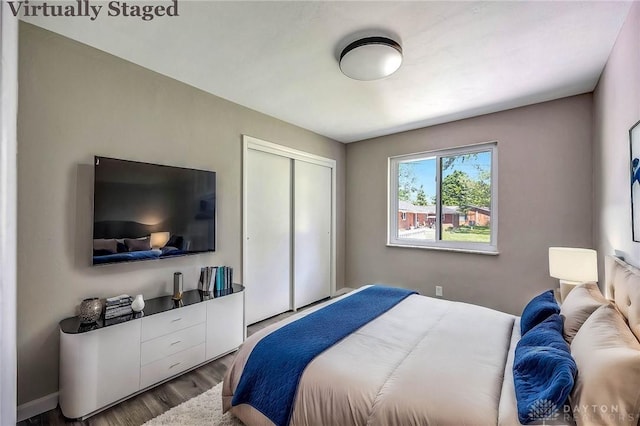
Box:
[93,220,154,239]
[605,255,640,341]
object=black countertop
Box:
[60,285,244,334]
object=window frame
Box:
[387,141,498,254]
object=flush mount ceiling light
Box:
[339,36,403,81]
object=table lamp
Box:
[548,247,598,301]
[150,231,170,249]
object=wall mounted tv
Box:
[92,156,216,265]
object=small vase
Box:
[131,294,145,312]
[79,298,102,324]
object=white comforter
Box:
[223,287,537,425]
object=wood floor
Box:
[20,309,301,426]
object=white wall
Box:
[346,95,594,315]
[17,23,346,406]
[0,4,18,425]
[593,2,640,275]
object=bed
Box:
[92,248,189,264]
[92,221,189,264]
[222,255,640,426]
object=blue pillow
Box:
[519,314,568,352]
[520,290,560,335]
[513,314,577,424]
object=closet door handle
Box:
[169,362,181,369]
[170,340,181,346]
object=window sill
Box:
[386,243,499,256]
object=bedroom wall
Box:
[17,23,346,406]
[593,2,640,276]
[345,95,593,316]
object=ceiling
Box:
[22,1,632,143]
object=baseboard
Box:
[17,392,58,422]
[334,287,355,297]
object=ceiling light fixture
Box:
[339,36,403,81]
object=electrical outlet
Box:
[435,286,443,297]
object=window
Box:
[388,142,497,253]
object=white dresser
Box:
[59,288,244,419]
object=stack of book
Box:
[104,294,133,320]
[198,266,234,294]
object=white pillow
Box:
[124,237,151,252]
[570,304,640,426]
[93,238,117,253]
[560,283,609,343]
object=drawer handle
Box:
[170,340,182,346]
[171,318,182,323]
[169,362,181,369]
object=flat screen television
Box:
[92,156,216,265]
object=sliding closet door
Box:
[293,160,332,309]
[245,149,291,324]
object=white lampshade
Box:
[339,37,403,81]
[150,232,170,249]
[548,247,598,283]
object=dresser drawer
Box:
[141,323,205,366]
[141,303,206,342]
[140,343,205,389]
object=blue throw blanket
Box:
[231,285,417,426]
[514,314,577,424]
[92,249,161,265]
[520,289,560,335]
